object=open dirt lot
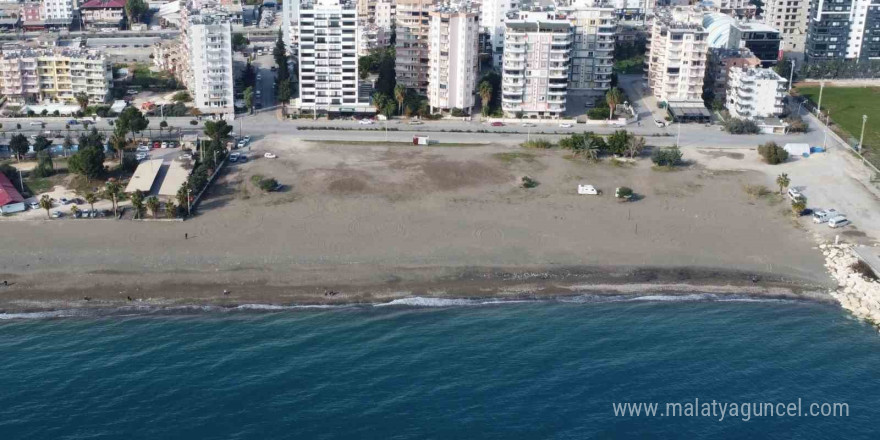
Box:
[0,135,839,310]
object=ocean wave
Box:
[0,310,82,320]
[373,297,538,308]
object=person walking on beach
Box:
[185,233,188,240]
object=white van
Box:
[827,216,851,228]
[788,187,804,202]
[812,209,840,224]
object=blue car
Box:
[67,119,79,125]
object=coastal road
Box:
[1,112,825,150]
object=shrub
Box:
[190,120,198,125]
[723,118,761,134]
[258,178,279,192]
[587,106,609,120]
[521,176,539,188]
[450,108,466,117]
[651,146,683,167]
[616,186,634,200]
[121,153,139,172]
[791,197,807,216]
[758,142,789,164]
[522,138,554,149]
[785,116,808,133]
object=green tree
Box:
[84,192,98,213]
[70,205,79,217]
[241,60,257,88]
[607,130,630,156]
[176,184,189,214]
[9,133,29,161]
[32,151,54,178]
[130,190,145,219]
[124,0,147,24]
[776,173,791,194]
[244,86,255,114]
[478,81,492,115]
[33,134,52,152]
[375,54,396,96]
[172,91,192,103]
[277,81,291,108]
[145,196,160,219]
[651,146,684,167]
[791,197,807,216]
[75,92,89,113]
[63,134,74,157]
[109,132,127,159]
[606,87,622,119]
[203,120,232,142]
[68,145,105,182]
[104,180,123,216]
[115,106,149,141]
[39,194,52,218]
[232,33,249,52]
[394,84,406,116]
[758,142,789,164]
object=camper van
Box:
[812,209,840,224]
[827,216,851,228]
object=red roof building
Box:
[80,0,125,28]
[0,172,24,207]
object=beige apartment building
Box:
[646,7,709,104]
[395,0,433,94]
[427,2,480,113]
[761,0,808,58]
[560,0,617,99]
[0,48,111,105]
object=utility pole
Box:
[858,115,868,153]
[817,81,825,116]
[676,121,681,146]
[788,58,795,92]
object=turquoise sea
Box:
[2,294,880,439]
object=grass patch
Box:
[493,152,537,163]
[521,138,555,149]
[797,85,880,168]
[23,177,54,196]
[743,184,784,205]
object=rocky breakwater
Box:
[823,243,880,326]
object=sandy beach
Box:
[0,138,837,312]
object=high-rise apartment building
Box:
[703,12,781,67]
[296,0,370,114]
[501,9,572,118]
[374,0,396,29]
[396,0,433,93]
[427,2,480,113]
[282,0,300,55]
[725,66,786,119]
[0,48,111,105]
[761,0,808,58]
[560,0,617,99]
[481,0,520,67]
[182,4,235,119]
[805,0,880,62]
[646,7,708,103]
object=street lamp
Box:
[676,121,681,146]
[788,58,795,92]
[817,81,825,116]
[858,114,868,153]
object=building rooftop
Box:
[0,47,107,61]
[80,0,126,9]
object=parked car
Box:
[559,123,573,128]
[408,120,423,125]
[521,123,535,127]
[491,122,504,127]
[51,210,63,218]
[243,136,251,144]
[264,152,277,159]
[136,145,150,152]
[229,152,241,162]
[237,140,246,149]
[238,155,248,163]
[29,121,44,126]
[813,209,840,224]
[179,153,193,160]
[654,119,666,128]
[67,119,79,125]
[788,188,804,202]
[828,216,851,228]
[160,142,168,149]
[59,197,70,205]
[28,201,40,210]
[256,74,262,81]
[358,119,374,125]
[135,152,149,161]
[153,141,161,149]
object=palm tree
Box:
[394,84,406,116]
[776,173,790,194]
[478,81,493,111]
[792,197,807,216]
[104,180,123,217]
[243,86,255,115]
[74,92,89,113]
[606,87,622,120]
[84,192,98,213]
[165,201,177,219]
[70,205,79,218]
[130,190,145,219]
[145,196,160,219]
[39,195,52,218]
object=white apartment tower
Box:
[184,6,235,119]
[501,9,573,118]
[761,0,808,58]
[296,0,370,113]
[646,7,709,103]
[40,0,74,22]
[726,67,787,119]
[428,2,481,113]
[481,0,520,67]
[282,0,300,54]
[560,0,617,99]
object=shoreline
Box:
[0,265,836,316]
